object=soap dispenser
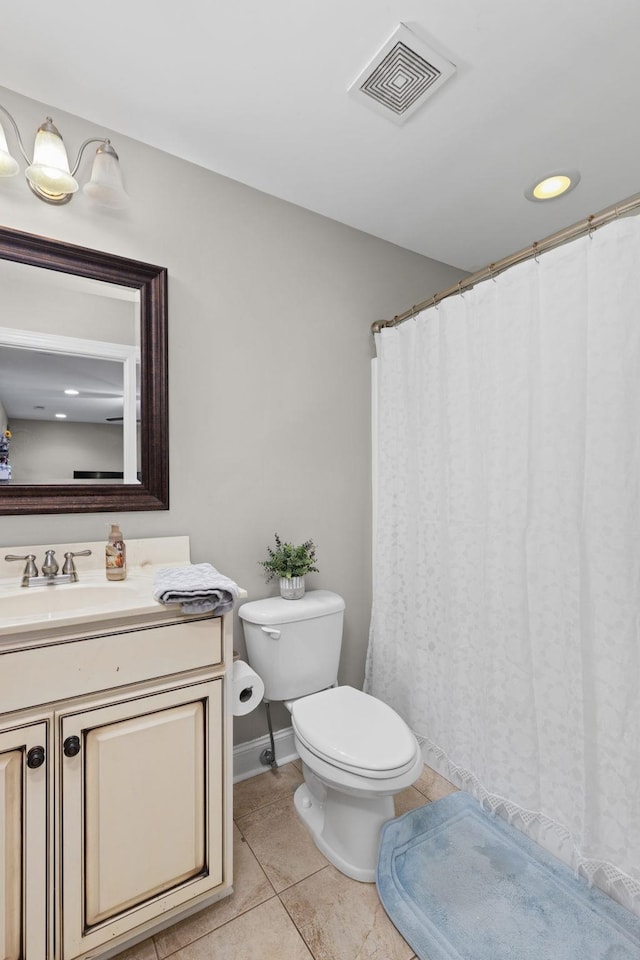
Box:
[105,523,127,581]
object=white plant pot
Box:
[279,576,305,600]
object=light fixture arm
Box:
[0,103,32,164]
[70,137,112,177]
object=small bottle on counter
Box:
[105,523,127,581]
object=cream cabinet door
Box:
[60,679,223,960]
[0,722,49,960]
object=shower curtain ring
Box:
[588,215,595,239]
[458,280,465,298]
[489,264,497,282]
[533,242,540,264]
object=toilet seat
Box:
[291,685,419,780]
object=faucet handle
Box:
[62,549,92,580]
[5,553,38,577]
[5,553,38,586]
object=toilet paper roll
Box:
[231,660,265,716]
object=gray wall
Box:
[9,419,124,483]
[0,84,464,743]
[2,273,137,343]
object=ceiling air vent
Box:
[348,24,456,124]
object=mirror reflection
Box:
[0,346,141,484]
[0,258,140,485]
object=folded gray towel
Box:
[152,563,239,615]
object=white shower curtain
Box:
[367,214,640,909]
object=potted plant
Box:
[260,533,318,599]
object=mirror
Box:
[0,225,168,515]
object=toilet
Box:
[238,590,423,882]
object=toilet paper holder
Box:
[231,655,275,767]
[231,660,264,718]
[234,651,258,704]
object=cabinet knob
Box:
[27,745,46,769]
[63,735,81,758]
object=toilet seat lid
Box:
[291,686,418,774]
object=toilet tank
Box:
[238,590,345,701]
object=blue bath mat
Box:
[377,792,640,960]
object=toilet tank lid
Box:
[238,589,345,625]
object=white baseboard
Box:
[233,726,299,782]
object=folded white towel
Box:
[152,563,240,615]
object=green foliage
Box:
[260,533,319,581]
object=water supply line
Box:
[260,700,279,770]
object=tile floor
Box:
[113,760,458,960]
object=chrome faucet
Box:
[5,549,92,587]
[42,549,59,578]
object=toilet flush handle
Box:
[261,626,281,640]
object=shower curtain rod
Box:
[371,191,640,334]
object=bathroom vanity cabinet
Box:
[0,607,234,960]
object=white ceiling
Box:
[0,346,130,424]
[1,1,639,271]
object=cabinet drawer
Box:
[0,618,222,714]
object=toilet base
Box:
[293,780,395,883]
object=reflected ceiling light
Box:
[64,388,79,396]
[55,413,67,419]
[0,105,129,208]
[525,170,581,202]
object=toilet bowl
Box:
[238,590,423,882]
[289,685,423,881]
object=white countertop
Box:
[0,536,245,641]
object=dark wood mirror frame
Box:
[0,225,168,515]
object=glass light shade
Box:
[83,142,129,210]
[0,122,18,177]
[25,118,78,200]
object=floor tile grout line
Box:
[153,893,282,960]
[235,802,331,893]
[233,784,304,823]
[277,878,326,959]
[276,861,331,897]
[232,836,278,897]
[234,825,276,872]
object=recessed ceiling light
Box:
[64,388,79,396]
[55,412,67,419]
[525,170,581,202]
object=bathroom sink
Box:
[0,583,143,619]
[0,538,226,641]
[0,569,171,638]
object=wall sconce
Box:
[0,105,129,209]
